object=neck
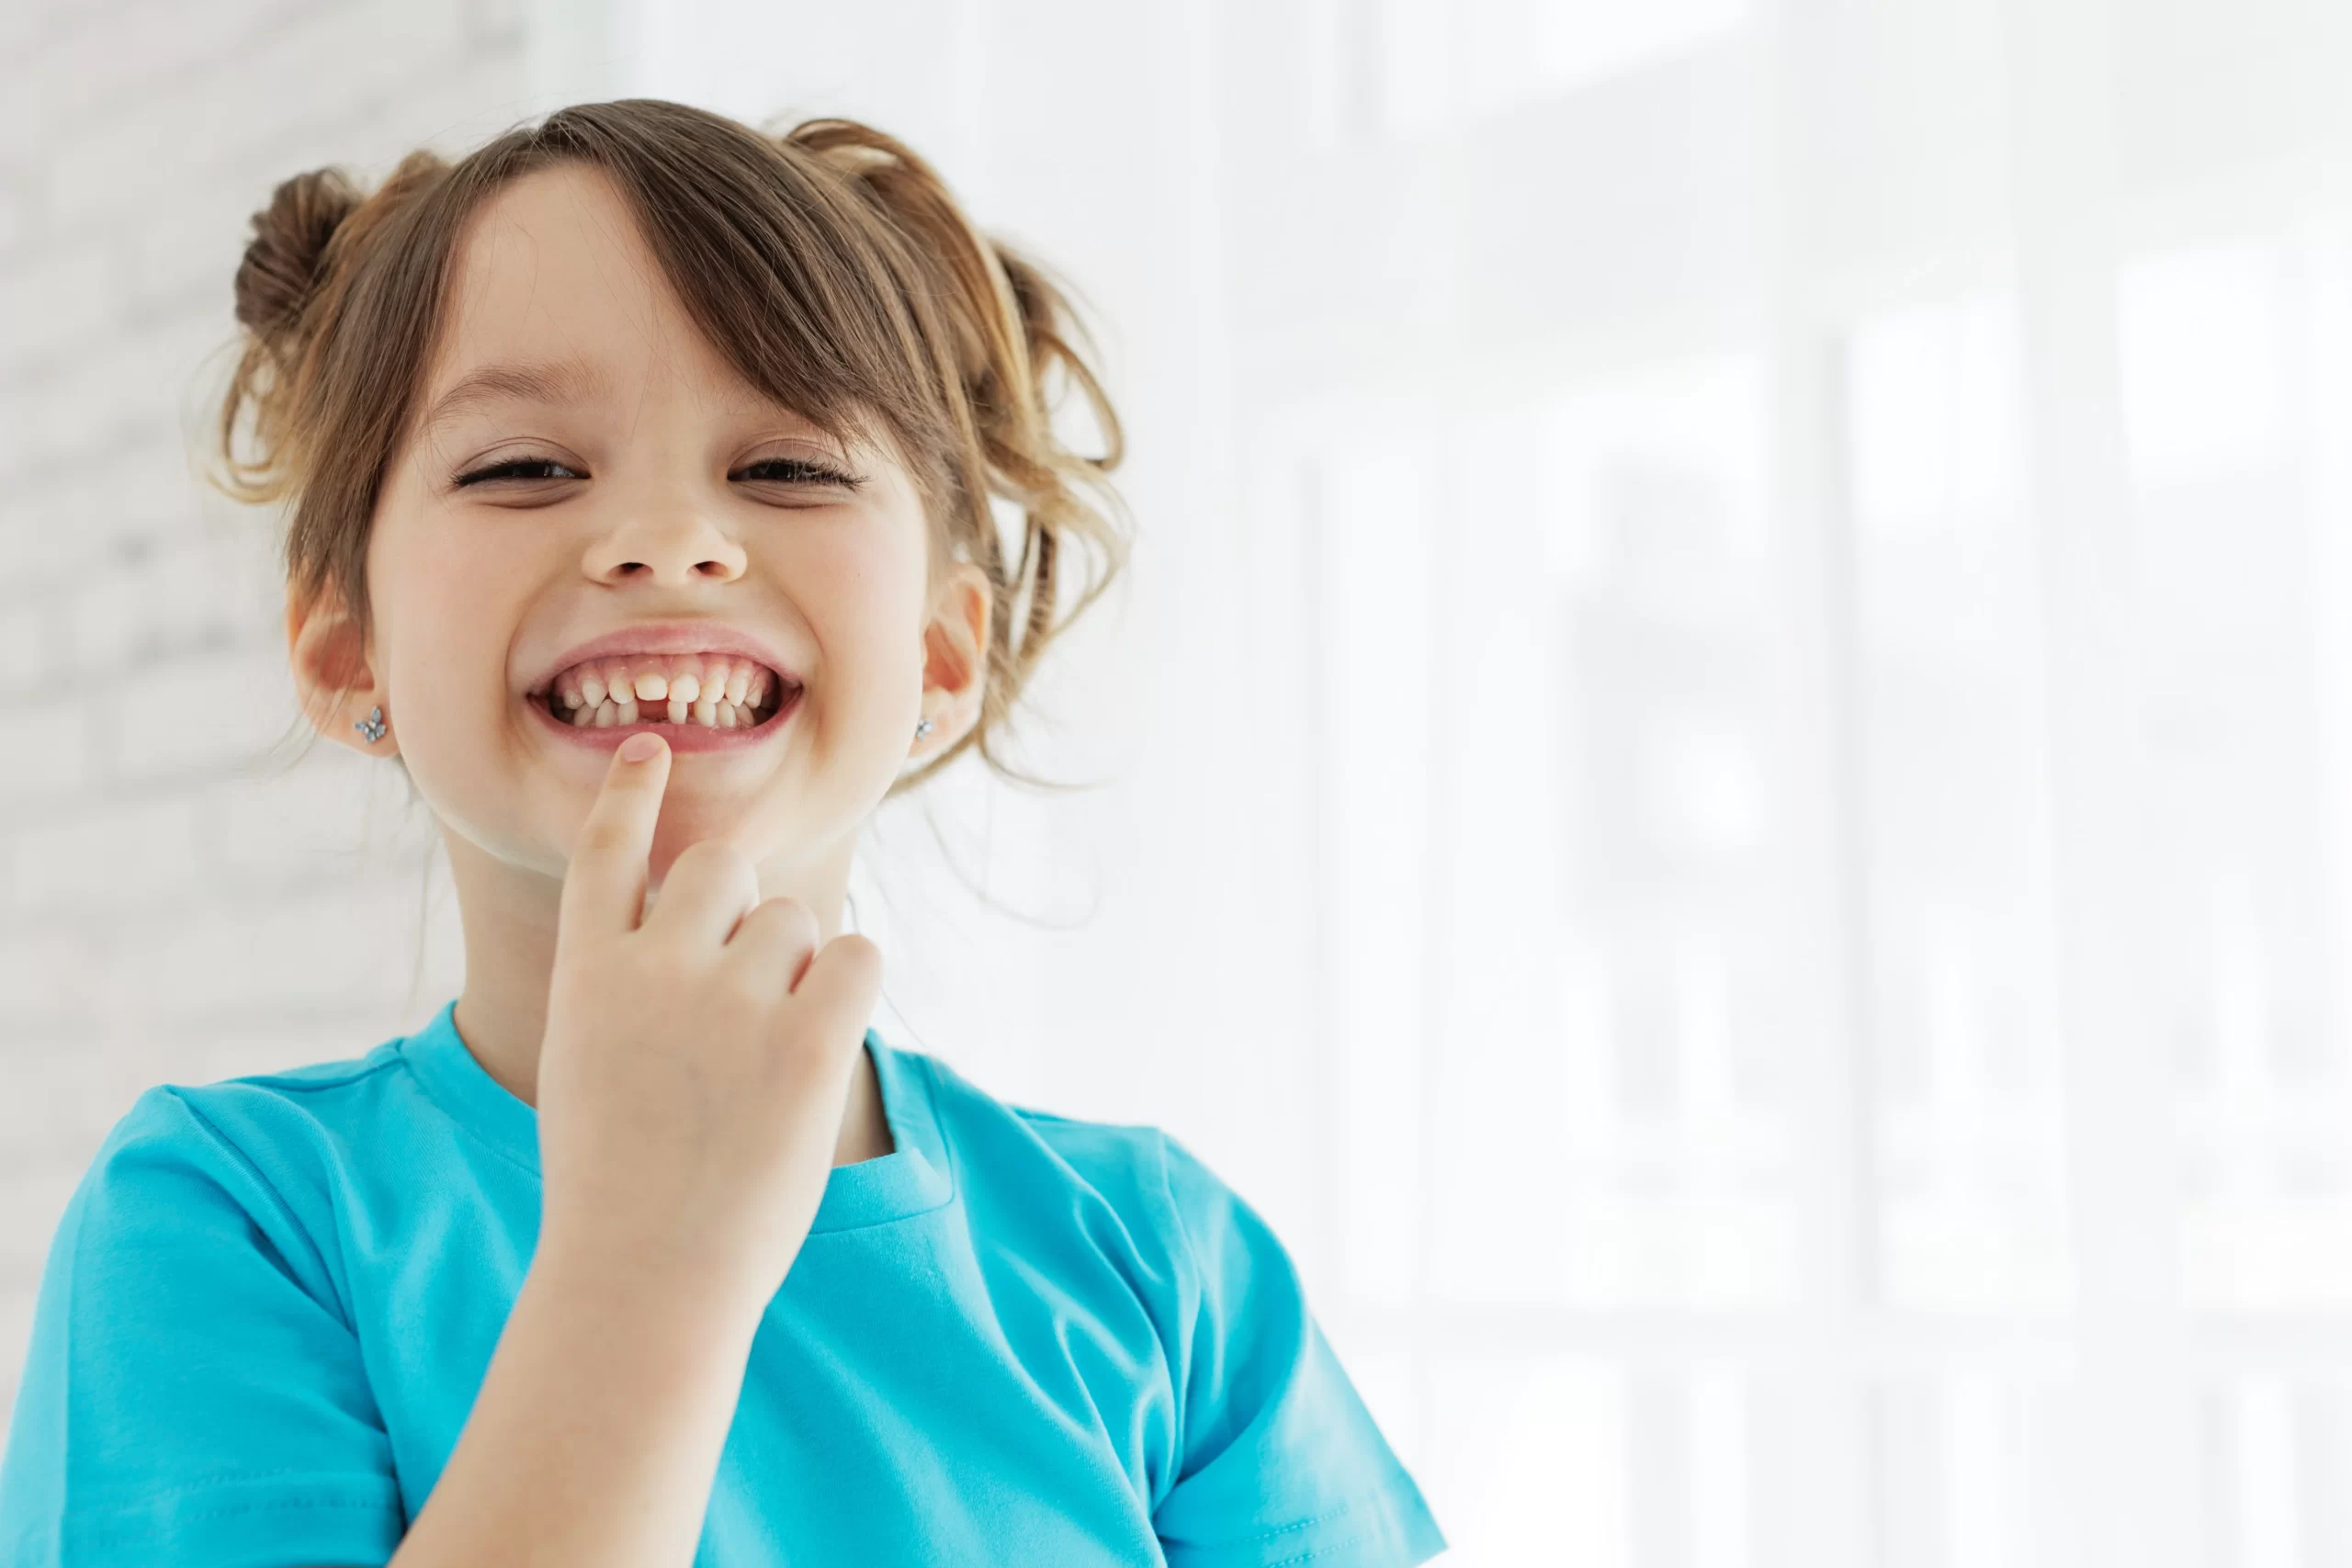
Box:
[439,827,895,1167]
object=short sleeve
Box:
[1149,1134,1445,1568]
[0,1086,405,1567]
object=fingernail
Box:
[618,733,662,761]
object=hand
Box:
[532,732,884,1317]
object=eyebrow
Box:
[420,357,612,437]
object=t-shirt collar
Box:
[399,998,954,1233]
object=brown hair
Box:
[209,97,1131,801]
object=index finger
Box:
[556,732,673,948]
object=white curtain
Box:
[556,0,2352,1560]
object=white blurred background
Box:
[9,0,2352,1562]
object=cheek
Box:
[802,531,925,668]
[372,519,523,700]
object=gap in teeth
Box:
[545,652,793,729]
[560,694,757,729]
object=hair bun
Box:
[233,167,363,342]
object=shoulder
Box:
[890,1045,1238,1269]
[903,1046,1176,1188]
[66,1030,421,1294]
[6,1068,414,1567]
[152,1033,408,1136]
[115,1032,406,1188]
[92,1030,394,1178]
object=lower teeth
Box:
[549,699,769,728]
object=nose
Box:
[581,499,748,587]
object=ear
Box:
[286,582,394,758]
[915,560,992,755]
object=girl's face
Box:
[310,161,989,892]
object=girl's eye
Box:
[455,457,582,486]
[736,456,864,488]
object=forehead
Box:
[422,163,759,418]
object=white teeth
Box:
[549,657,786,728]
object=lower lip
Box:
[528,685,802,753]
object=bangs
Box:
[523,103,955,468]
[297,99,967,561]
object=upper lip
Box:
[527,621,800,695]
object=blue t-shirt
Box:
[0,1001,1443,1567]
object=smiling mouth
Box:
[535,655,800,730]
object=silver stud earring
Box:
[355,705,387,743]
[914,717,934,740]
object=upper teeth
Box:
[545,654,788,729]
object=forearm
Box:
[387,1247,764,1568]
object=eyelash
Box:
[453,456,863,489]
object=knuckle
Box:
[744,894,817,939]
[716,960,775,1015]
[748,898,818,952]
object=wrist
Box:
[526,1232,774,1354]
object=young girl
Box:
[0,99,1444,1567]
